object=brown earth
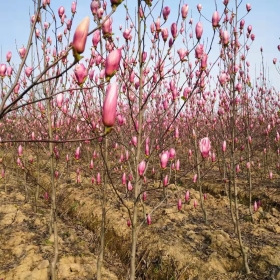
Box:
[1,162,280,280]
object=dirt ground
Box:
[1,166,280,280]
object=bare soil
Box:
[1,164,280,279]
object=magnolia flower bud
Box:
[199,137,211,158]
[185,190,190,201]
[246,3,251,12]
[56,93,64,108]
[102,82,119,133]
[162,6,170,21]
[212,11,220,28]
[160,152,168,169]
[105,48,122,80]
[178,199,182,211]
[18,145,23,157]
[6,51,12,62]
[146,214,151,225]
[72,17,90,61]
[138,160,146,176]
[181,4,189,19]
[195,22,203,40]
[71,1,77,14]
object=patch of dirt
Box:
[1,164,280,280]
[0,182,118,280]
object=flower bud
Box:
[199,137,211,158]
[72,17,90,61]
[71,1,77,14]
[163,6,171,21]
[181,4,189,19]
[138,160,146,176]
[105,48,122,80]
[160,152,168,169]
[195,22,203,40]
[6,51,12,62]
[178,199,182,211]
[102,82,119,132]
[212,11,220,28]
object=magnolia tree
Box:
[1,0,280,279]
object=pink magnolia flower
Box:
[44,192,49,200]
[56,93,64,108]
[222,140,226,152]
[90,1,100,15]
[160,152,169,169]
[222,30,229,45]
[161,28,169,41]
[236,164,240,173]
[19,47,26,59]
[200,53,208,70]
[162,6,171,21]
[143,191,147,201]
[146,214,151,225]
[247,25,252,34]
[246,3,251,12]
[185,190,190,201]
[169,148,176,160]
[171,23,177,38]
[18,145,23,157]
[193,174,197,183]
[181,4,189,19]
[175,159,180,171]
[6,51,12,62]
[127,181,133,191]
[25,67,33,78]
[71,1,77,14]
[240,19,245,29]
[253,201,258,211]
[178,199,182,211]
[0,64,6,77]
[212,11,220,28]
[199,137,211,158]
[102,82,119,131]
[105,48,122,80]
[163,175,168,186]
[122,173,126,185]
[195,44,204,59]
[131,136,137,147]
[74,147,81,160]
[58,6,65,18]
[97,173,101,184]
[195,22,203,40]
[138,160,146,176]
[74,63,88,86]
[102,16,113,37]
[72,17,90,60]
[123,28,132,41]
[197,4,202,12]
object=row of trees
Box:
[0,0,279,279]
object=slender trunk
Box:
[46,97,58,280]
[96,138,108,280]
[130,2,143,278]
[194,135,207,223]
[230,20,250,270]
[35,145,40,212]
